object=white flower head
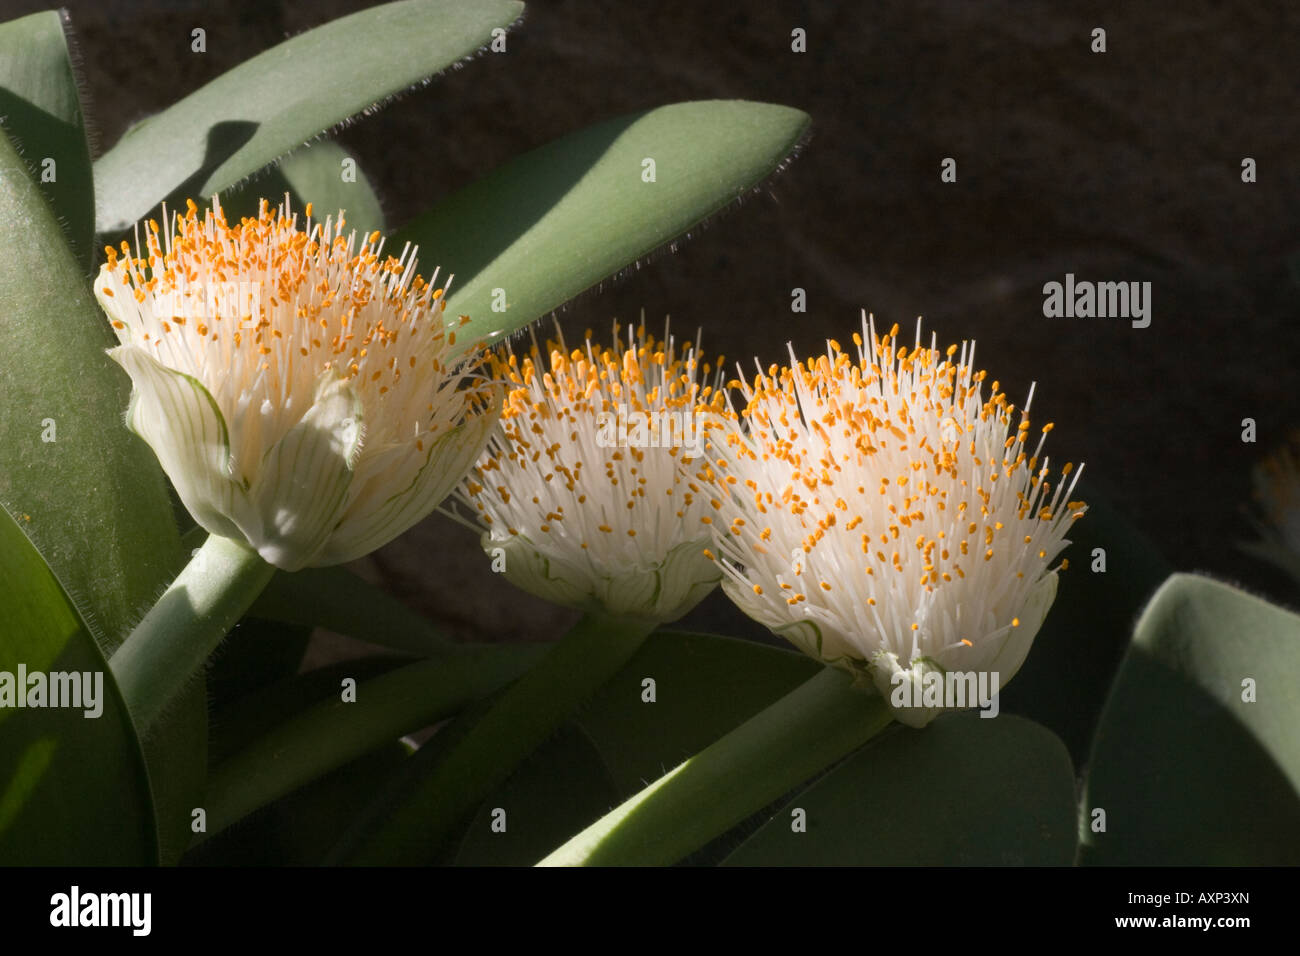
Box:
[95,197,498,571]
[701,314,1086,727]
[455,321,727,622]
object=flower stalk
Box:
[110,533,276,732]
[539,665,893,866]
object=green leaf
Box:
[93,0,524,233]
[209,657,405,766]
[219,139,385,238]
[395,100,811,349]
[206,616,312,712]
[1080,574,1300,864]
[149,680,208,865]
[998,479,1172,765]
[0,11,95,266]
[574,630,821,797]
[453,723,620,866]
[0,126,182,654]
[264,742,415,865]
[203,644,548,837]
[109,534,275,734]
[186,742,411,866]
[251,564,454,657]
[724,712,1078,865]
[543,666,891,867]
[0,507,155,864]
[329,611,652,864]
[0,125,201,863]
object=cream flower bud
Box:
[95,198,497,571]
[700,315,1085,727]
[455,322,726,622]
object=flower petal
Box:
[313,404,498,566]
[982,571,1059,684]
[492,533,592,609]
[621,539,718,621]
[247,370,363,571]
[109,344,246,542]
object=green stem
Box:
[110,534,275,732]
[200,642,550,841]
[538,665,894,866]
[330,610,656,864]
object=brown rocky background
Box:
[4,0,1297,648]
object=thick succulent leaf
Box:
[203,644,548,836]
[326,612,652,865]
[0,10,95,266]
[453,723,619,865]
[206,616,312,718]
[574,630,821,798]
[0,507,155,864]
[208,657,405,767]
[0,126,202,866]
[0,128,183,653]
[395,100,811,349]
[269,742,415,866]
[251,564,455,657]
[93,0,525,233]
[185,742,411,866]
[1080,574,1300,864]
[219,139,385,238]
[724,712,1077,865]
[147,680,207,866]
[999,479,1172,765]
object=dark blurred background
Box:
[4,0,1298,645]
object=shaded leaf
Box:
[0,507,155,864]
[204,645,547,836]
[0,10,95,265]
[206,616,312,713]
[453,723,619,865]
[209,656,405,766]
[999,478,1172,766]
[251,563,454,657]
[327,612,651,865]
[1080,573,1300,864]
[574,630,821,798]
[219,139,384,238]
[0,126,201,862]
[0,124,182,654]
[185,742,411,866]
[725,712,1077,865]
[94,0,524,232]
